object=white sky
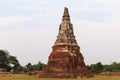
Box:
[0,0,120,65]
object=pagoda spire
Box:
[62,7,70,21]
[54,7,77,45]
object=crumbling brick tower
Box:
[39,7,90,78]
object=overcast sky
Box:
[0,0,120,66]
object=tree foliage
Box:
[24,61,45,72]
[0,50,21,72]
[89,62,120,73]
[0,50,45,72]
[90,62,103,73]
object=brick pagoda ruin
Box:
[39,7,92,78]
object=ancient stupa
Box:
[39,7,91,78]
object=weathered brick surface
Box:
[38,7,92,78]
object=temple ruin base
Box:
[38,45,93,78]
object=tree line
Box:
[0,50,45,72]
[87,62,120,73]
[0,49,120,73]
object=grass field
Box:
[0,74,120,80]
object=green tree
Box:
[103,65,112,72]
[110,62,120,72]
[0,50,21,72]
[117,63,120,71]
[0,50,11,71]
[9,55,21,72]
[25,61,45,72]
[25,63,34,72]
[36,61,45,71]
[90,62,103,73]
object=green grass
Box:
[0,74,120,80]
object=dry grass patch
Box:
[0,74,120,80]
